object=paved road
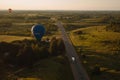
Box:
[57,22,90,80]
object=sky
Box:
[1,0,120,10]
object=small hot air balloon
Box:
[8,8,12,13]
[31,24,45,41]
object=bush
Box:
[49,37,65,56]
[0,60,6,80]
[0,40,50,67]
[106,19,120,32]
[0,39,65,67]
[0,42,19,64]
[49,37,58,56]
[16,44,35,66]
[92,65,101,75]
[57,38,65,55]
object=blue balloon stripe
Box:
[31,24,45,41]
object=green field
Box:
[70,26,120,80]
[0,35,32,42]
[60,11,120,80]
[70,26,120,51]
[0,11,120,80]
[8,56,73,80]
[0,11,73,80]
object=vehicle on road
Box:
[72,56,76,62]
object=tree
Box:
[49,37,58,56]
[39,46,49,58]
[17,44,35,66]
[106,18,120,32]
[0,60,6,80]
[49,37,66,56]
[32,44,49,60]
[57,38,65,55]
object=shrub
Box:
[16,44,35,66]
[0,60,6,80]
[49,37,58,56]
[57,38,65,55]
[106,19,120,32]
[49,37,65,56]
[92,65,101,75]
[0,40,50,67]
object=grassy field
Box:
[69,26,120,80]
[0,34,62,43]
[0,11,58,37]
[0,11,74,80]
[8,56,73,80]
[1,11,120,80]
[70,26,120,52]
[0,35,32,42]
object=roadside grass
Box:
[69,26,120,80]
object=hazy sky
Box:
[1,0,120,10]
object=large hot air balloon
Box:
[31,24,45,41]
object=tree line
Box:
[0,37,65,79]
[106,18,120,32]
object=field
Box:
[69,21,120,79]
[58,11,120,80]
[70,26,120,51]
[0,35,32,42]
[8,56,73,80]
[0,10,120,80]
[0,10,58,37]
[0,11,73,80]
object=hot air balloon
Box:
[31,24,45,41]
[8,8,12,13]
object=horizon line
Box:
[1,9,120,11]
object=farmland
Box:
[60,11,120,80]
[0,11,73,80]
[0,10,120,80]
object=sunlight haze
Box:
[1,0,120,10]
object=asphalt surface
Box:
[57,22,90,80]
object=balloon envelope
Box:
[8,8,12,13]
[31,24,45,41]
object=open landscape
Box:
[60,11,120,80]
[0,10,120,80]
[0,11,74,80]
